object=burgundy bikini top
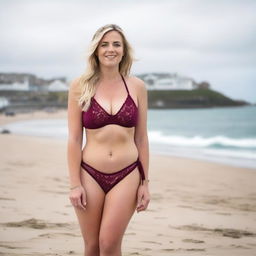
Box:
[82,75,138,129]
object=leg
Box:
[99,167,140,256]
[75,167,105,256]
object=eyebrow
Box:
[101,41,121,44]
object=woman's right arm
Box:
[67,78,86,210]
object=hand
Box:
[136,183,150,213]
[69,185,87,210]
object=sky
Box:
[0,0,255,103]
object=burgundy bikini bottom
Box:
[81,157,145,194]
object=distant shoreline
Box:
[0,87,251,113]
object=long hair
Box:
[77,24,134,111]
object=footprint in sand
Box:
[172,224,256,239]
[0,243,28,249]
[162,248,205,252]
[202,195,256,212]
[0,197,15,201]
[216,212,232,215]
[39,232,80,238]
[1,218,73,230]
[182,238,205,243]
[142,240,162,245]
[143,247,152,251]
[186,248,205,251]
[230,244,251,249]
[125,232,136,236]
[162,248,175,252]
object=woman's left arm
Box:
[133,77,150,213]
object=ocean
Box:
[1,105,256,169]
[148,105,256,169]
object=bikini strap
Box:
[137,158,145,181]
[121,74,130,95]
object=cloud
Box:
[0,0,255,102]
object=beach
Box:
[0,111,256,256]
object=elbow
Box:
[68,134,82,145]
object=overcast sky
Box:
[0,0,255,103]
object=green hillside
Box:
[0,88,249,112]
[148,88,248,108]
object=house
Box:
[48,80,68,92]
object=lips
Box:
[105,55,117,60]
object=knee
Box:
[85,241,99,256]
[99,235,120,255]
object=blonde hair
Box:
[77,24,134,111]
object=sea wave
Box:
[1,120,255,168]
[148,130,256,149]
[1,119,68,138]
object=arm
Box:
[133,77,150,212]
[67,77,86,210]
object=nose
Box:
[107,44,114,52]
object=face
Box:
[96,30,124,68]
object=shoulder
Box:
[68,76,81,95]
[69,77,81,89]
[127,75,147,94]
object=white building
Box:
[0,97,9,109]
[0,78,29,91]
[143,73,196,90]
[48,80,68,92]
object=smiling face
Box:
[96,30,124,68]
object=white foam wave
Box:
[2,119,68,138]
[148,130,256,148]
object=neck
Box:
[99,66,121,82]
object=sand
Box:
[0,111,256,256]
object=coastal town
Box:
[0,72,247,112]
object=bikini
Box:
[81,74,145,193]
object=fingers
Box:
[69,189,87,211]
[136,198,149,212]
[136,192,143,212]
[136,195,150,213]
[77,198,86,210]
[81,190,87,208]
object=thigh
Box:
[99,167,140,242]
[74,167,105,244]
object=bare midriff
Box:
[82,125,138,174]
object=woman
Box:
[67,24,150,256]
